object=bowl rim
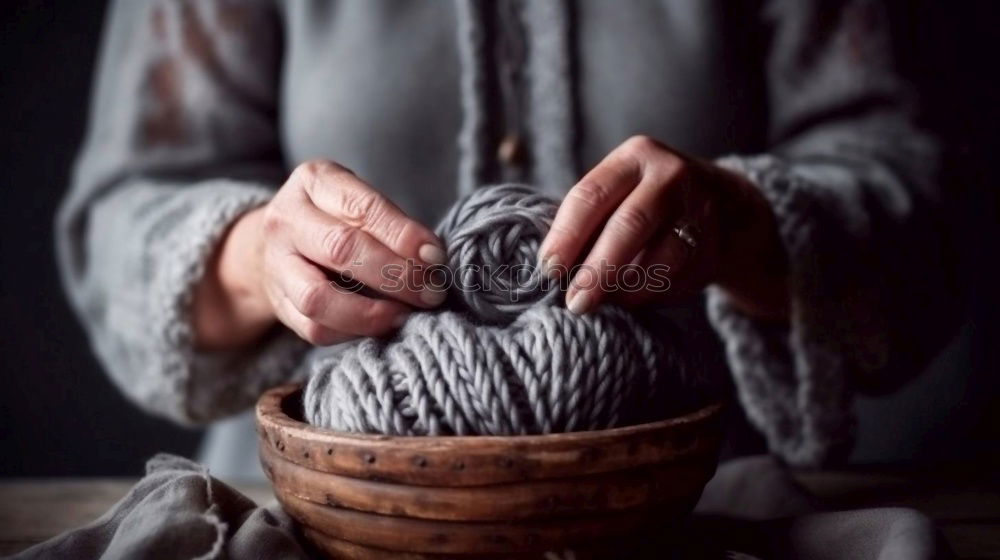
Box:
[258,383,723,447]
[257,384,725,485]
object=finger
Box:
[263,259,346,346]
[275,253,411,338]
[537,140,644,277]
[275,294,352,346]
[612,232,693,308]
[298,160,447,265]
[565,153,688,314]
[293,204,445,309]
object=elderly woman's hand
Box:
[538,135,789,320]
[193,160,447,349]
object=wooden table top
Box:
[0,469,997,558]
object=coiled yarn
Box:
[303,184,688,436]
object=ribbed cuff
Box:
[142,180,308,424]
[708,155,856,466]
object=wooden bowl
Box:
[256,384,724,559]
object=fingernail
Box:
[567,290,592,315]
[418,243,447,265]
[420,288,447,307]
[538,253,562,279]
[571,266,597,292]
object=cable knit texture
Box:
[711,156,856,465]
[305,4,693,437]
[55,0,310,425]
[304,185,691,435]
[57,0,947,471]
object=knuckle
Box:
[611,206,654,237]
[570,179,614,210]
[623,134,660,154]
[322,224,359,266]
[384,219,415,253]
[290,161,322,197]
[293,159,347,197]
[547,220,576,239]
[296,282,330,319]
[292,159,325,183]
[340,189,380,227]
[642,149,687,185]
[261,204,284,235]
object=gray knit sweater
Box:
[57,0,949,468]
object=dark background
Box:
[1,1,997,476]
[0,0,202,476]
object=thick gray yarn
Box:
[435,184,560,322]
[303,185,688,436]
[302,1,689,436]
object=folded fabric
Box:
[11,454,948,560]
[10,454,307,560]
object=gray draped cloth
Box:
[10,455,948,560]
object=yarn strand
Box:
[304,185,689,436]
[302,3,692,437]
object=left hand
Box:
[537,135,789,320]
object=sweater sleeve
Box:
[55,0,308,425]
[708,0,959,465]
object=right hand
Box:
[194,160,447,349]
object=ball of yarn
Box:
[435,184,560,323]
[303,184,689,436]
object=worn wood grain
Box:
[260,439,715,522]
[275,487,680,555]
[0,472,996,558]
[256,384,724,487]
[258,384,722,556]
